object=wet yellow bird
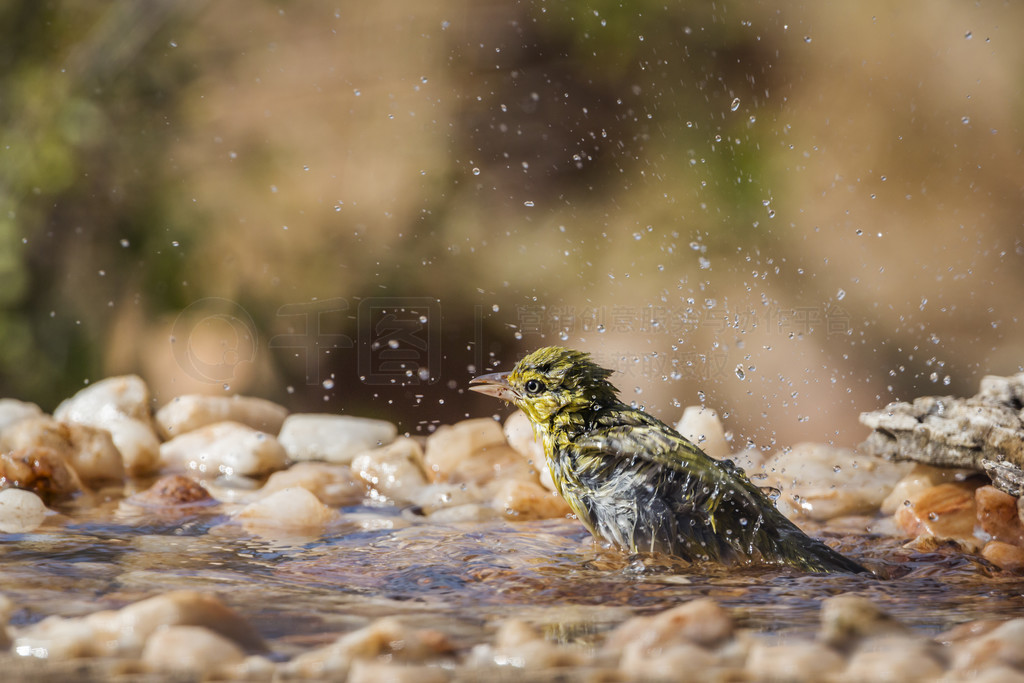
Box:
[470,346,865,573]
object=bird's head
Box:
[469,346,618,427]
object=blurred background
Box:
[1,1,1022,451]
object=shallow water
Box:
[4,492,1021,661]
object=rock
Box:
[676,405,730,460]
[12,590,264,660]
[123,475,215,508]
[504,411,556,491]
[347,661,452,683]
[976,485,1024,545]
[0,488,48,533]
[261,461,366,506]
[141,625,246,674]
[154,394,288,439]
[160,421,287,477]
[54,375,160,475]
[283,617,454,679]
[762,443,910,521]
[411,483,486,514]
[424,418,506,481]
[860,373,1024,496]
[0,399,43,435]
[745,641,845,683]
[894,482,979,544]
[881,464,976,515]
[981,541,1024,572]
[819,596,912,649]
[235,486,339,530]
[427,503,502,523]
[0,417,124,484]
[466,619,589,671]
[279,414,397,464]
[443,444,538,487]
[952,618,1024,672]
[486,479,572,520]
[351,437,428,503]
[841,636,947,682]
[0,447,84,503]
[605,598,734,654]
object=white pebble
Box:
[155,394,288,439]
[351,437,428,503]
[279,414,397,464]
[235,486,339,529]
[160,421,287,477]
[0,488,48,533]
[675,406,730,460]
[0,399,43,435]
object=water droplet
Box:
[322,379,335,390]
[836,289,846,301]
[353,89,361,96]
[965,31,973,40]
[803,35,812,43]
[120,239,130,247]
[472,167,481,176]
[927,512,939,522]
[730,97,740,111]
[735,365,746,380]
[523,200,535,207]
[558,330,569,341]
[961,116,971,125]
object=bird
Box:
[469,346,866,574]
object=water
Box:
[3,491,1021,659]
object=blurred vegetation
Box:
[1,1,1022,447]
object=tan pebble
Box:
[351,437,427,503]
[0,417,124,484]
[0,446,84,503]
[881,464,975,514]
[262,461,366,505]
[468,620,588,670]
[160,421,287,478]
[279,414,397,464]
[141,625,246,674]
[444,445,538,486]
[675,405,730,460]
[745,641,845,683]
[411,483,485,513]
[486,479,572,520]
[606,598,734,653]
[504,412,555,491]
[236,486,339,530]
[155,394,288,439]
[624,641,721,681]
[952,618,1024,672]
[977,486,1024,546]
[0,488,48,533]
[764,443,911,522]
[424,418,505,481]
[348,661,451,683]
[427,503,502,523]
[982,541,1024,573]
[820,595,911,649]
[895,482,978,542]
[841,637,946,682]
[124,475,214,508]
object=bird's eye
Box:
[524,379,543,394]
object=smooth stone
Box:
[466,619,589,670]
[504,411,556,491]
[261,461,366,506]
[160,421,287,477]
[0,416,124,484]
[351,437,428,504]
[141,625,245,674]
[279,414,397,464]
[235,486,339,530]
[424,417,505,481]
[486,479,572,520]
[763,443,911,521]
[0,488,48,533]
[411,483,486,514]
[841,636,947,682]
[55,376,160,475]
[881,463,977,515]
[0,399,43,435]
[675,405,730,460]
[426,503,502,523]
[348,661,452,683]
[155,394,288,439]
[283,617,454,679]
[819,596,911,649]
[745,641,845,683]
[123,475,215,508]
[605,598,734,654]
[0,447,84,503]
[895,482,979,543]
[13,590,264,659]
[981,541,1024,572]
[443,444,538,487]
[952,618,1024,672]
[976,485,1024,546]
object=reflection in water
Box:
[3,495,1022,658]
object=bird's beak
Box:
[469,371,518,402]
